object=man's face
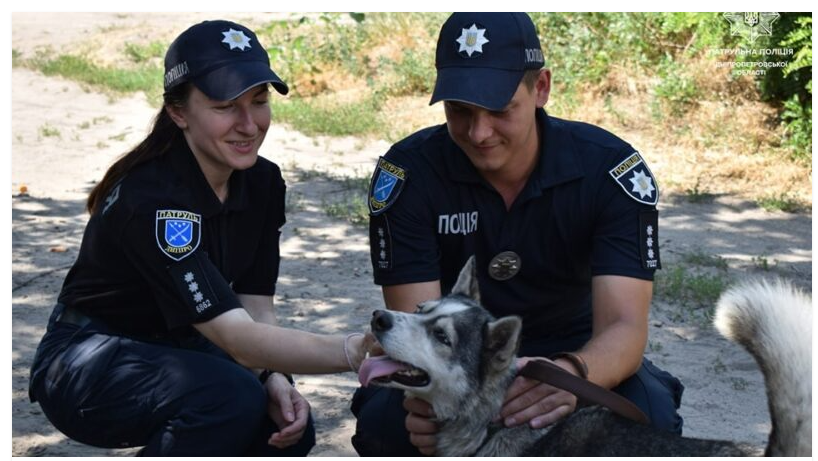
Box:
[443,71,550,178]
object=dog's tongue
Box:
[358,355,410,387]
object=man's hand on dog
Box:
[266,372,310,448]
[403,356,580,455]
[497,357,578,429]
[404,397,438,455]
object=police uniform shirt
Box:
[58,139,286,338]
[368,109,660,342]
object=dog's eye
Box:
[433,328,451,346]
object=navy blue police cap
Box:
[164,20,288,101]
[430,12,544,111]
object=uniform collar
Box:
[444,109,584,192]
[534,109,584,189]
[168,140,250,217]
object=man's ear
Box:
[165,104,188,130]
[535,68,551,108]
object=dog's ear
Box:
[451,256,480,303]
[484,316,522,372]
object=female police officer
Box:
[28,20,369,456]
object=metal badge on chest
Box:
[488,251,521,281]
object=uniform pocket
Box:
[45,333,121,396]
[75,396,149,448]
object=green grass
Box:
[24,53,163,101]
[38,123,61,138]
[291,169,371,225]
[270,96,382,137]
[655,265,730,323]
[684,177,716,204]
[322,195,369,225]
[123,41,166,64]
[682,249,729,270]
[756,192,803,213]
[751,255,776,271]
[322,174,370,225]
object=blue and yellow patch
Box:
[155,209,201,261]
[368,157,408,215]
[608,152,659,206]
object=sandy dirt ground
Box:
[11,13,812,457]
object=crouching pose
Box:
[29,20,371,456]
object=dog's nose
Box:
[371,310,393,332]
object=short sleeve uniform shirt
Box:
[368,109,660,346]
[58,140,286,339]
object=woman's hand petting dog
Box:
[266,373,311,448]
[404,396,438,455]
[496,357,578,429]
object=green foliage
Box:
[779,15,812,159]
[378,48,436,96]
[756,13,811,103]
[655,265,729,320]
[12,49,22,66]
[682,249,729,270]
[32,53,162,96]
[684,176,716,203]
[14,12,813,158]
[652,56,700,118]
[270,95,382,137]
[751,255,776,271]
[529,13,731,91]
[756,191,803,213]
[781,95,812,159]
[123,41,166,64]
[38,123,61,138]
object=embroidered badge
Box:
[639,210,661,270]
[368,157,408,215]
[155,209,201,261]
[608,152,659,205]
[222,28,252,51]
[456,23,489,58]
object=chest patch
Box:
[608,152,659,206]
[155,209,202,261]
[369,157,408,215]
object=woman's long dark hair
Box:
[86,84,192,214]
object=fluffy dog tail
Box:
[713,278,812,457]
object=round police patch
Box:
[155,209,202,261]
[368,157,408,215]
[608,152,659,206]
[488,251,521,281]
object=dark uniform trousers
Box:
[29,304,315,456]
[351,337,684,456]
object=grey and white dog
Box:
[358,257,812,456]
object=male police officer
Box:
[352,12,683,456]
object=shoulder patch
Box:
[368,157,408,215]
[155,209,202,261]
[608,152,659,205]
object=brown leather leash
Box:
[519,360,649,425]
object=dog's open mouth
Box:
[358,355,430,388]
